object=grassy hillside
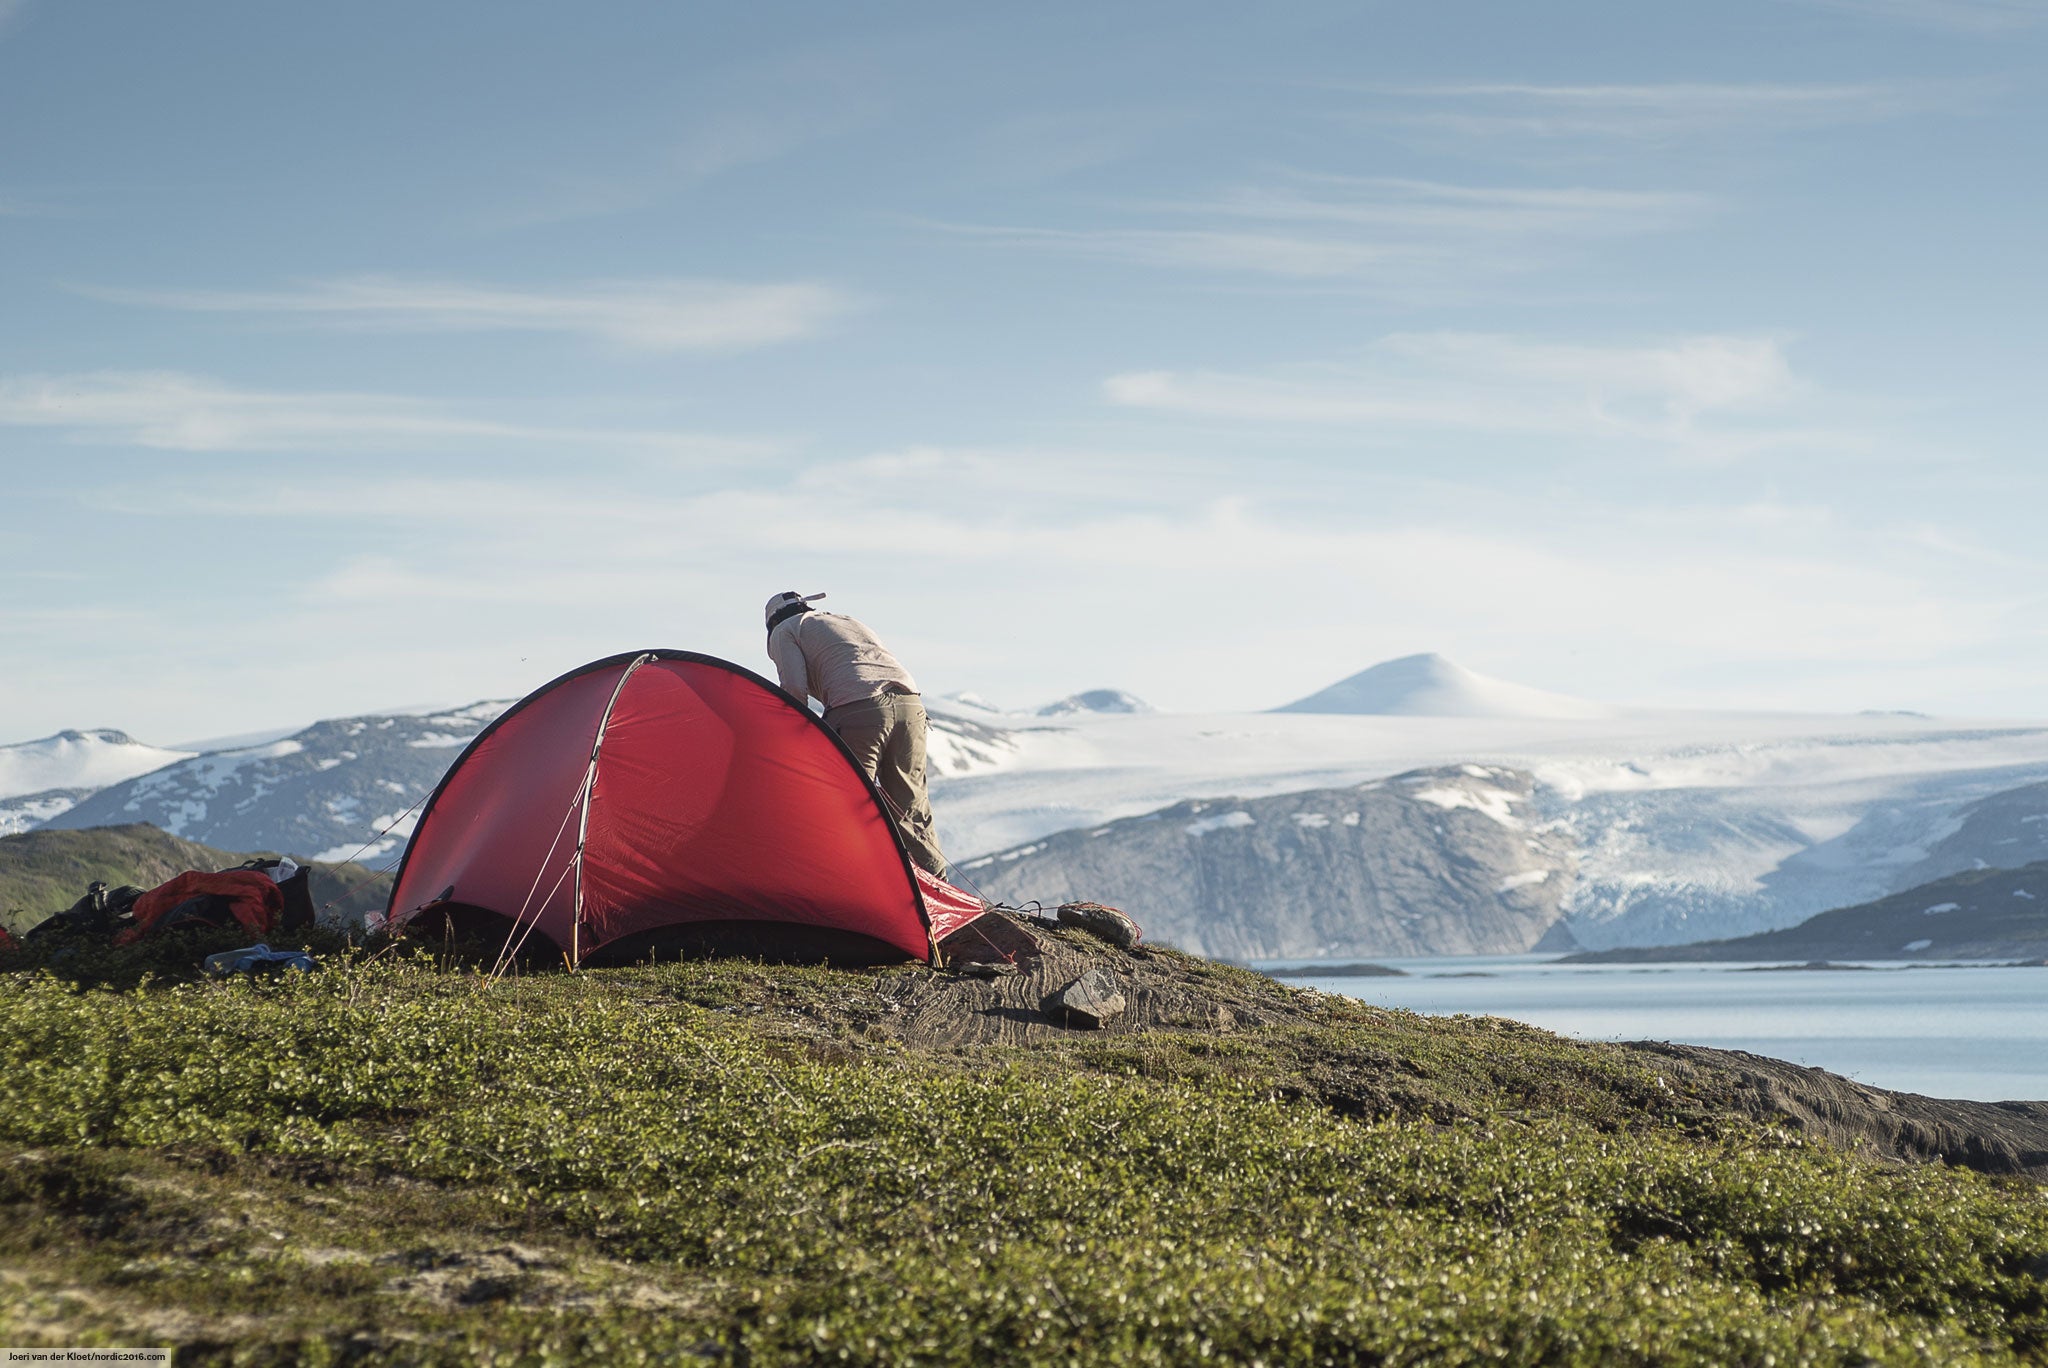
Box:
[3,922,2047,1364]
[1569,861,2048,964]
[0,823,394,935]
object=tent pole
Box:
[571,652,656,970]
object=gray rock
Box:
[1044,968,1125,1029]
[1057,901,1141,950]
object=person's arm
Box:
[767,623,812,704]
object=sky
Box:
[2,0,2045,745]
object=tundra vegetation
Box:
[1,924,2046,1366]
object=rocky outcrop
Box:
[1635,1041,2048,1177]
[959,765,1574,959]
[916,912,2048,1178]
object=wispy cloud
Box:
[0,371,765,457]
[972,109,1186,184]
[489,48,890,227]
[1359,79,1975,142]
[150,448,2021,703]
[1185,177,1708,236]
[1105,332,1818,460]
[77,276,856,352]
[1790,0,2046,30]
[935,176,1708,286]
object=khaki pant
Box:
[824,692,948,879]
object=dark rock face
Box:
[1903,780,2048,887]
[1044,968,1126,1029]
[961,766,1573,959]
[1568,861,2048,964]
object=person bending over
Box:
[763,591,947,878]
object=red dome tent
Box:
[385,651,989,965]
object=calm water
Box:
[1265,956,2048,1102]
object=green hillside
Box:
[0,823,394,935]
[3,920,2046,1364]
[1569,861,2048,964]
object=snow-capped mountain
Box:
[41,704,513,865]
[27,697,1036,866]
[18,654,2048,957]
[925,659,2048,951]
[0,729,198,835]
[1272,653,1611,720]
[0,728,195,801]
[961,765,1575,959]
[1038,689,1152,717]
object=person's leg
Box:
[826,694,948,878]
[877,696,948,878]
[823,696,890,783]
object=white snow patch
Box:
[1410,785,1522,827]
[315,757,344,771]
[2017,889,2037,900]
[407,732,477,749]
[1496,870,1553,892]
[0,791,82,835]
[371,809,421,838]
[1342,812,1361,826]
[314,838,397,864]
[1186,810,1255,836]
[1923,902,1960,915]
[924,714,1026,778]
[1292,812,1330,829]
[1904,938,1934,952]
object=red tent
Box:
[385,651,988,965]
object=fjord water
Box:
[1278,956,2048,1103]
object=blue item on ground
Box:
[203,942,317,976]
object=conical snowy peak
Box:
[0,728,195,800]
[1038,689,1153,717]
[1272,654,1610,720]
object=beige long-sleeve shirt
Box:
[767,612,919,711]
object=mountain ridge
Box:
[1563,860,2048,964]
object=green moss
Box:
[1,953,2045,1364]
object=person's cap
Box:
[763,590,826,629]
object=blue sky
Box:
[2,0,2045,743]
